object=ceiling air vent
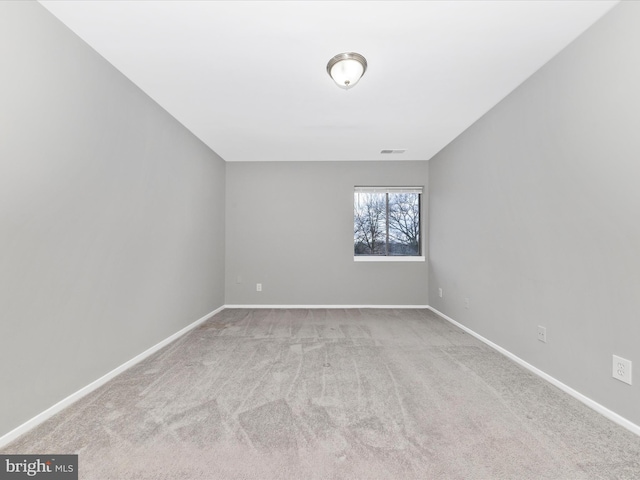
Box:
[380,149,406,154]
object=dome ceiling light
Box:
[326,52,367,90]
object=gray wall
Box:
[429,1,640,426]
[226,161,428,306]
[0,2,225,437]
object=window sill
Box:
[354,256,425,262]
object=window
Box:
[354,186,423,260]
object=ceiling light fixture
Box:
[326,52,367,90]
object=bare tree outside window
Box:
[354,189,421,256]
[354,193,386,255]
[388,193,420,255]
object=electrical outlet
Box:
[537,326,547,343]
[464,298,469,309]
[612,355,632,385]
[438,288,443,298]
[256,283,262,292]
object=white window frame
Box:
[353,186,425,262]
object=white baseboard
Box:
[0,305,225,449]
[427,306,640,438]
[224,304,430,309]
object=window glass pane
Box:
[388,193,420,256]
[354,192,386,255]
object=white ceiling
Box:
[39,1,618,162]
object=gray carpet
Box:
[3,308,640,479]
